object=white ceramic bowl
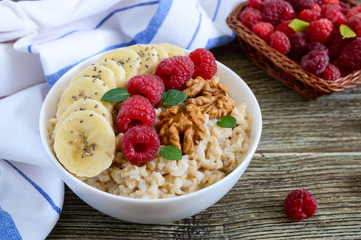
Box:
[39,52,262,224]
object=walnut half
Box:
[184,76,235,119]
[156,104,206,155]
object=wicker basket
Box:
[226,0,361,100]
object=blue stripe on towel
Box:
[27,1,160,53]
[205,32,235,49]
[0,206,22,240]
[46,0,173,88]
[4,160,61,215]
[212,0,221,21]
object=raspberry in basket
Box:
[246,0,265,10]
[239,6,262,29]
[346,6,361,19]
[306,18,333,44]
[276,20,294,37]
[348,14,361,37]
[155,56,195,90]
[299,4,321,22]
[252,22,275,42]
[288,32,308,62]
[126,74,165,107]
[269,31,291,55]
[262,0,295,26]
[327,28,352,59]
[284,189,317,221]
[300,50,329,75]
[189,48,217,79]
[321,4,346,25]
[336,37,361,72]
[322,63,341,80]
[117,95,156,133]
[289,0,315,12]
[121,126,160,164]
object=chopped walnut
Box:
[156,104,206,155]
[184,76,235,119]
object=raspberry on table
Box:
[155,56,195,90]
[252,22,275,42]
[263,0,295,26]
[289,0,315,12]
[247,0,265,10]
[188,48,217,80]
[287,32,308,62]
[284,189,317,221]
[276,20,295,37]
[299,3,321,22]
[269,31,291,55]
[239,7,263,29]
[322,63,341,80]
[117,95,156,133]
[306,18,333,44]
[126,74,165,107]
[336,37,361,72]
[300,50,329,75]
[121,126,160,164]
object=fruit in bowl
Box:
[239,0,361,80]
[39,43,262,223]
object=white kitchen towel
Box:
[0,0,243,239]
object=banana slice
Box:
[55,98,112,131]
[54,110,115,177]
[150,44,168,63]
[97,48,141,81]
[98,59,127,87]
[56,77,110,118]
[159,43,185,57]
[126,44,158,74]
[71,64,118,89]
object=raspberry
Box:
[321,4,346,25]
[121,126,160,164]
[269,31,291,55]
[287,32,308,62]
[307,42,329,55]
[276,20,295,37]
[126,74,165,107]
[306,18,333,44]
[327,27,352,59]
[300,50,329,75]
[252,22,275,42]
[321,0,339,5]
[239,7,263,29]
[116,95,156,133]
[284,189,317,221]
[348,14,361,37]
[340,2,350,15]
[289,0,315,12]
[299,4,321,22]
[322,63,341,80]
[247,0,265,10]
[336,37,361,71]
[188,48,217,79]
[263,0,295,26]
[155,56,195,90]
[346,6,361,19]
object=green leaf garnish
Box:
[216,115,237,128]
[160,145,182,160]
[101,87,130,102]
[288,18,310,32]
[340,24,356,39]
[161,89,187,106]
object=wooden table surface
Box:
[48,37,361,239]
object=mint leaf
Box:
[288,18,310,32]
[340,24,356,39]
[216,115,237,128]
[161,89,187,106]
[101,87,130,102]
[160,145,182,160]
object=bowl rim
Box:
[39,49,262,203]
